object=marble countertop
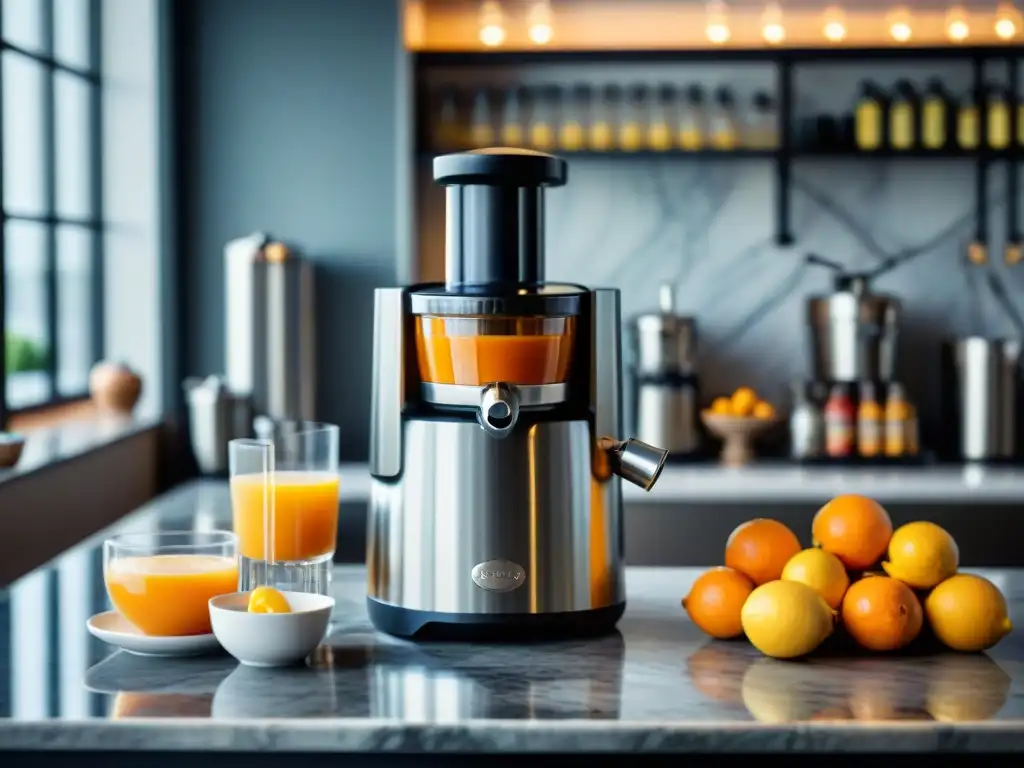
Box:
[337,462,1024,504]
[2,482,1024,756]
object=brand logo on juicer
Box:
[471,560,526,592]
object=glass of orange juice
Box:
[103,531,239,636]
[229,421,340,596]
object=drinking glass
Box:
[229,421,340,596]
[103,531,238,636]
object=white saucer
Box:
[87,611,222,658]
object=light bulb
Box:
[945,5,969,42]
[705,0,731,44]
[886,6,912,42]
[995,1,1022,39]
[761,2,785,44]
[822,5,847,42]
[527,0,553,45]
[479,0,506,47]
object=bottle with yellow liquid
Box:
[469,88,495,149]
[854,82,885,151]
[921,79,949,151]
[589,85,620,152]
[957,89,980,150]
[888,80,917,151]
[434,86,463,151]
[746,92,778,150]
[710,87,738,151]
[558,84,589,152]
[618,84,646,152]
[647,84,675,151]
[528,85,557,151]
[1019,95,1024,148]
[884,382,910,458]
[678,85,707,151]
[856,381,883,458]
[499,87,525,147]
[987,86,1011,150]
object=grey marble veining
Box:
[3,557,1024,753]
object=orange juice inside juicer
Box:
[367,148,669,641]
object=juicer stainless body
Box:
[367,288,634,634]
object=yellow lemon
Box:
[730,387,758,416]
[781,548,850,610]
[925,654,1012,722]
[925,574,1012,652]
[740,659,820,723]
[881,521,959,589]
[710,396,733,415]
[752,401,776,420]
[247,586,292,614]
[741,580,836,659]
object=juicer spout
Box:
[477,383,520,439]
[599,437,669,491]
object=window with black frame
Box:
[1,0,101,425]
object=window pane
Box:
[54,0,92,69]
[1,51,48,215]
[55,72,93,219]
[56,224,93,395]
[4,221,52,408]
[2,0,46,55]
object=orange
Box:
[841,575,923,652]
[812,494,893,570]
[682,567,755,639]
[725,519,802,585]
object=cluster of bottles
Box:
[853,79,1024,152]
[429,83,780,154]
[790,381,919,461]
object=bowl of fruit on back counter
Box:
[702,386,779,466]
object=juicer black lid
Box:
[409,282,586,316]
[434,148,567,187]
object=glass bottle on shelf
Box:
[528,86,557,151]
[921,79,948,150]
[888,80,917,150]
[678,85,707,151]
[559,84,589,152]
[1019,92,1024,147]
[590,84,620,152]
[854,82,885,151]
[619,84,647,152]
[957,88,981,150]
[647,84,675,151]
[469,88,496,148]
[709,87,738,150]
[500,87,525,147]
[745,92,778,150]
[433,85,463,151]
[987,85,1011,150]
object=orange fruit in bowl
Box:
[752,401,775,420]
[725,519,802,585]
[682,567,755,639]
[710,396,733,415]
[841,575,923,652]
[730,387,758,416]
[812,494,893,570]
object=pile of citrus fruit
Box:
[706,386,775,420]
[682,494,1013,659]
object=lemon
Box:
[741,580,836,659]
[881,521,959,589]
[925,574,1012,652]
[781,548,850,610]
[248,586,292,614]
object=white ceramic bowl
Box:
[209,591,334,668]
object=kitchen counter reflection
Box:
[3,557,1024,753]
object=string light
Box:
[527,0,553,45]
[705,0,731,44]
[994,1,1022,39]
[945,5,970,42]
[822,5,847,42]
[478,0,506,47]
[886,6,913,42]
[761,1,785,44]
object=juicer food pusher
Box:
[366,148,669,640]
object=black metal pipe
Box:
[775,59,794,246]
[1008,57,1020,245]
[973,57,989,248]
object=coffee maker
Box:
[367,148,669,640]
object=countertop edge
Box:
[1,719,1022,753]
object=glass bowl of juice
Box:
[103,531,239,636]
[415,315,576,386]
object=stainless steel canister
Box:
[941,337,1023,461]
[806,282,900,382]
[183,376,254,474]
[633,284,696,376]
